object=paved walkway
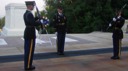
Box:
[0,32,128,71]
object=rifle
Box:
[34,2,45,31]
[120,4,127,11]
[34,2,52,46]
[106,4,127,31]
[35,3,42,20]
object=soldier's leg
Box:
[56,32,59,52]
[115,39,120,57]
[24,39,35,69]
[57,32,61,53]
[56,38,58,52]
[28,39,35,67]
[60,33,66,53]
[118,39,122,57]
[111,36,121,60]
[24,39,31,69]
[113,38,116,57]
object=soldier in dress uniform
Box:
[23,1,41,70]
[109,11,125,60]
[52,6,67,55]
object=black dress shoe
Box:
[25,66,35,70]
[111,56,120,60]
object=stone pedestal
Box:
[122,20,128,33]
[2,3,26,36]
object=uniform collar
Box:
[27,9,32,12]
[58,12,63,16]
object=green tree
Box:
[44,0,128,33]
[0,17,5,29]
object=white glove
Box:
[55,32,57,35]
[40,19,43,24]
[117,16,121,19]
[109,23,112,27]
[113,18,116,22]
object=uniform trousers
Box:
[57,32,66,53]
[24,39,35,69]
[113,38,122,57]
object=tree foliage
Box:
[44,0,128,33]
[0,17,5,29]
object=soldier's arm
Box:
[52,14,57,28]
[64,15,67,28]
[110,17,117,28]
[120,18,125,28]
[27,13,41,26]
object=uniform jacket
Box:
[53,13,67,32]
[112,16,125,39]
[23,10,40,39]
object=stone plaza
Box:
[0,32,128,71]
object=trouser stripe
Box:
[27,39,33,68]
[118,39,122,57]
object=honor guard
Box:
[109,11,125,60]
[53,6,67,55]
[23,1,41,70]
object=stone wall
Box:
[2,3,26,36]
[125,20,128,33]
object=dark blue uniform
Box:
[111,16,125,59]
[23,10,40,69]
[53,13,67,55]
